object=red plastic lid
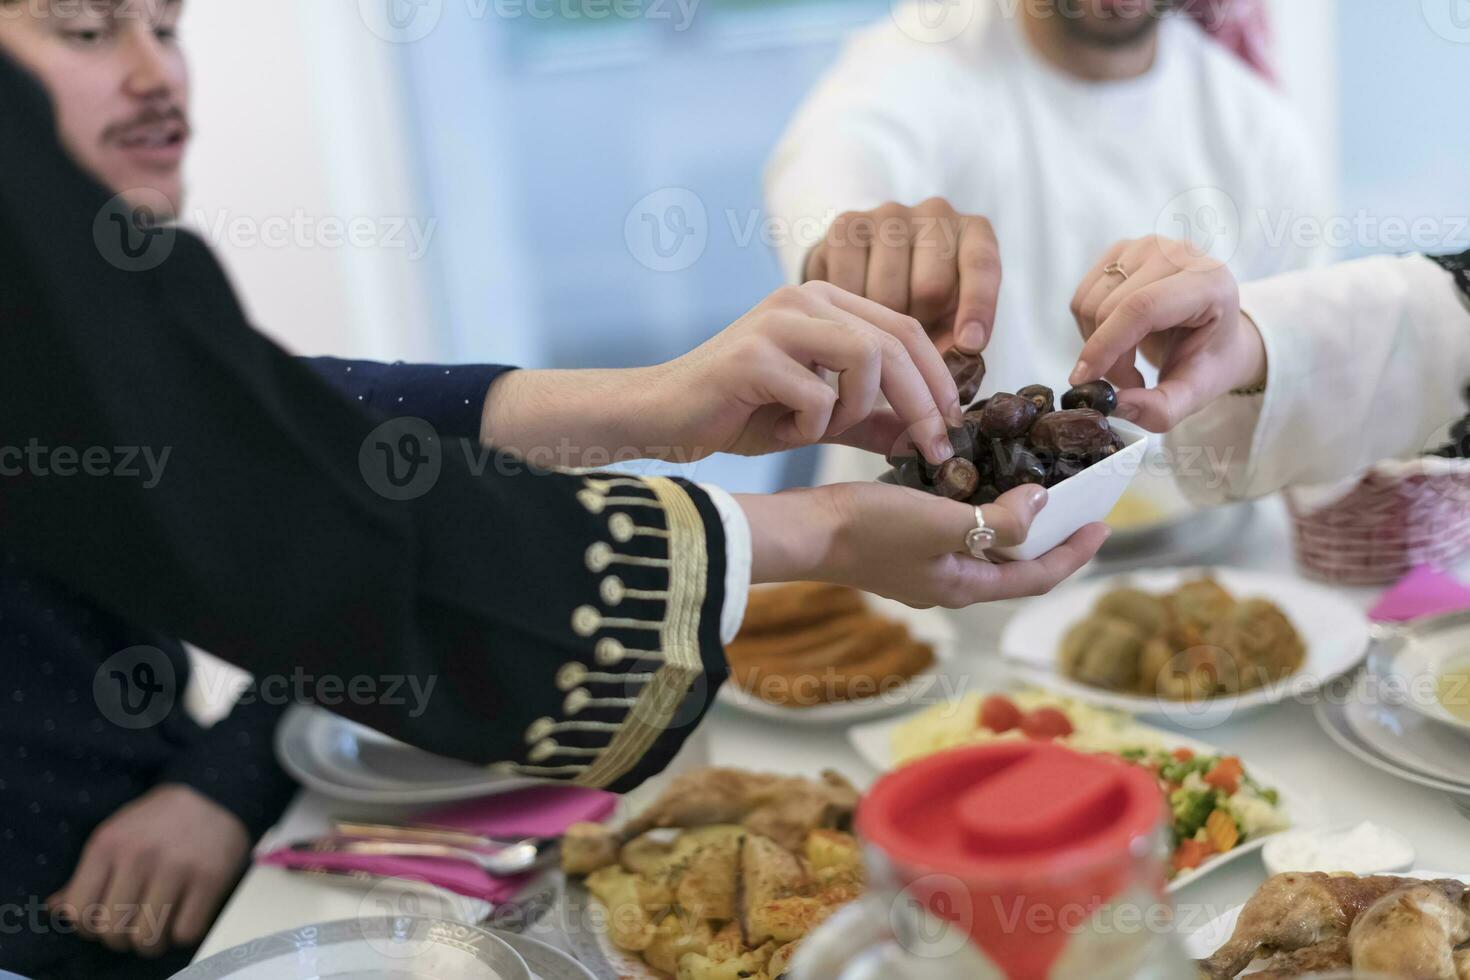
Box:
[856,741,1166,979]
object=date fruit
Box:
[990,439,1048,492]
[1061,380,1118,417]
[945,349,987,405]
[1017,384,1055,415]
[933,457,980,500]
[1029,409,1113,457]
[978,393,1040,440]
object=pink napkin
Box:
[257,784,617,903]
[1369,566,1470,622]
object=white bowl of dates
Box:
[880,352,1150,562]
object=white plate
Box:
[999,567,1371,727]
[495,931,598,980]
[275,705,538,804]
[173,917,532,979]
[717,595,958,726]
[1315,694,1470,800]
[1343,671,1470,787]
[1182,869,1470,966]
[1379,612,1470,736]
[846,707,1310,894]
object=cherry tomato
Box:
[1171,747,1194,762]
[1020,707,1074,740]
[979,694,1023,734]
[1204,757,1244,795]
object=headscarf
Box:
[1178,0,1276,83]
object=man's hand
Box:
[804,199,1001,353]
[738,483,1109,609]
[1069,236,1263,432]
[48,785,250,958]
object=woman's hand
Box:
[482,281,962,467]
[1068,236,1265,432]
[737,483,1109,608]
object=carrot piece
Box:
[1204,756,1244,795]
[1172,747,1194,762]
[1206,809,1240,853]
[1172,838,1213,873]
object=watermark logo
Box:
[1155,187,1241,267]
[360,417,443,501]
[360,0,444,42]
[93,645,176,730]
[1423,0,1470,42]
[93,189,177,273]
[357,880,459,959]
[625,188,708,273]
[892,0,977,44]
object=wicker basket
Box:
[1287,456,1470,585]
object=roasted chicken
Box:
[1199,872,1470,979]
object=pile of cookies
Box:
[724,583,934,708]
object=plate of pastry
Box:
[999,567,1371,726]
[1184,870,1470,977]
[847,688,1310,893]
[717,583,956,725]
[559,766,865,979]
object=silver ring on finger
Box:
[965,505,996,561]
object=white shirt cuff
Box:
[697,483,752,645]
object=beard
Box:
[1051,0,1174,49]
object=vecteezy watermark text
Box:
[0,441,170,489]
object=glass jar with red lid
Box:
[792,740,1192,980]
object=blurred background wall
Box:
[180,0,1468,491]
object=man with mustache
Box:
[0,2,1107,977]
[766,0,1324,485]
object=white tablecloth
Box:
[197,497,1470,961]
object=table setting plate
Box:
[1181,869,1470,967]
[846,708,1315,894]
[1373,609,1470,736]
[1315,693,1470,802]
[1343,670,1470,787]
[275,705,539,804]
[999,566,1372,727]
[716,595,958,726]
[172,917,535,979]
[1095,462,1257,571]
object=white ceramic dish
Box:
[1343,671,1470,787]
[1380,612,1470,736]
[496,930,598,980]
[994,418,1151,561]
[846,707,1312,894]
[275,705,538,804]
[1182,869,1470,967]
[716,594,958,726]
[999,567,1372,728]
[173,917,532,979]
[1315,694,1470,801]
[1260,823,1416,878]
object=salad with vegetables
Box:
[891,690,1288,877]
[1117,745,1288,877]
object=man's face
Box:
[0,0,189,215]
[1050,0,1170,49]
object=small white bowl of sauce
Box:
[1262,822,1416,878]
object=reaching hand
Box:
[738,483,1109,608]
[1069,236,1265,432]
[48,784,250,958]
[660,280,964,462]
[803,199,1001,354]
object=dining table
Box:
[195,495,1470,964]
